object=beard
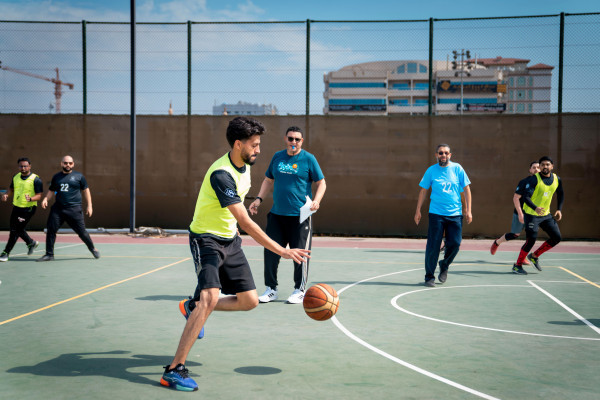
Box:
[62,166,72,173]
[241,152,256,166]
[438,159,449,167]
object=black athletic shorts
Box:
[189,233,256,296]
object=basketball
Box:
[303,283,339,321]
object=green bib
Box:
[189,153,251,239]
[12,173,38,208]
[523,173,558,216]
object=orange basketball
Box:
[303,283,340,321]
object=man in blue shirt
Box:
[249,126,326,304]
[415,144,472,287]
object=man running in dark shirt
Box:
[511,156,564,274]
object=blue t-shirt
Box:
[266,149,325,216]
[419,161,470,216]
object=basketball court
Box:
[1,233,598,399]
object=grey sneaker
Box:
[512,264,527,275]
[27,240,39,255]
[438,269,448,283]
[91,249,101,259]
[527,253,541,271]
[0,251,8,262]
[37,254,54,262]
[425,279,435,287]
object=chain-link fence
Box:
[0,13,598,115]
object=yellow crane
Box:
[0,62,74,113]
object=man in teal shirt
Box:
[249,126,326,304]
[415,144,472,287]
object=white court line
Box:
[333,269,501,400]
[392,285,600,341]
[8,242,83,257]
[527,280,600,336]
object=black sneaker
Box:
[438,269,448,283]
[27,240,39,255]
[527,253,541,271]
[425,279,436,287]
[37,254,54,262]
[91,249,101,259]
[512,264,527,275]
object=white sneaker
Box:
[286,289,305,304]
[258,287,278,303]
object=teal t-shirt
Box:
[266,149,324,216]
[418,161,470,216]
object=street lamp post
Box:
[451,49,473,115]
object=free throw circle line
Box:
[392,285,600,341]
[333,269,501,400]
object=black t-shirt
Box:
[49,171,89,207]
[209,163,246,209]
[513,175,532,214]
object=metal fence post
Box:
[306,19,311,116]
[558,12,565,114]
[82,20,87,114]
[187,20,192,116]
[428,18,434,116]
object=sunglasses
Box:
[62,162,74,165]
[438,151,449,155]
[287,137,302,143]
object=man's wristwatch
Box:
[256,196,263,203]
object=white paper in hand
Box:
[300,195,316,223]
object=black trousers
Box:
[3,206,36,254]
[263,212,312,291]
[521,213,562,253]
[45,205,95,255]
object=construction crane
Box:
[0,61,74,113]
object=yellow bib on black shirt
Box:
[12,173,38,208]
[189,153,251,239]
[523,173,559,217]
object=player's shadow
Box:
[323,280,425,287]
[135,295,185,302]
[548,319,600,326]
[234,366,282,375]
[6,350,201,387]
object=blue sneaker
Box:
[179,298,204,339]
[160,364,198,391]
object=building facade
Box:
[212,101,278,116]
[323,57,553,115]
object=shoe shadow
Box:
[5,350,202,387]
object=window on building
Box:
[528,103,533,112]
[528,90,533,100]
[414,98,429,106]
[414,82,429,90]
[509,90,514,100]
[329,99,386,105]
[518,76,526,86]
[509,77,514,86]
[391,82,410,90]
[517,103,525,112]
[329,82,386,88]
[397,65,405,74]
[528,76,533,86]
[509,104,514,112]
[407,63,417,73]
[517,90,525,99]
[389,99,410,106]
[419,64,427,73]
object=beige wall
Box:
[1,114,598,239]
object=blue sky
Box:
[1,0,598,22]
[0,1,598,114]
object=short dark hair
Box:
[286,126,303,137]
[529,161,539,168]
[538,156,553,165]
[226,117,266,147]
[436,144,451,153]
[17,157,31,165]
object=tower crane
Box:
[0,61,74,113]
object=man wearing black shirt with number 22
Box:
[37,155,100,261]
